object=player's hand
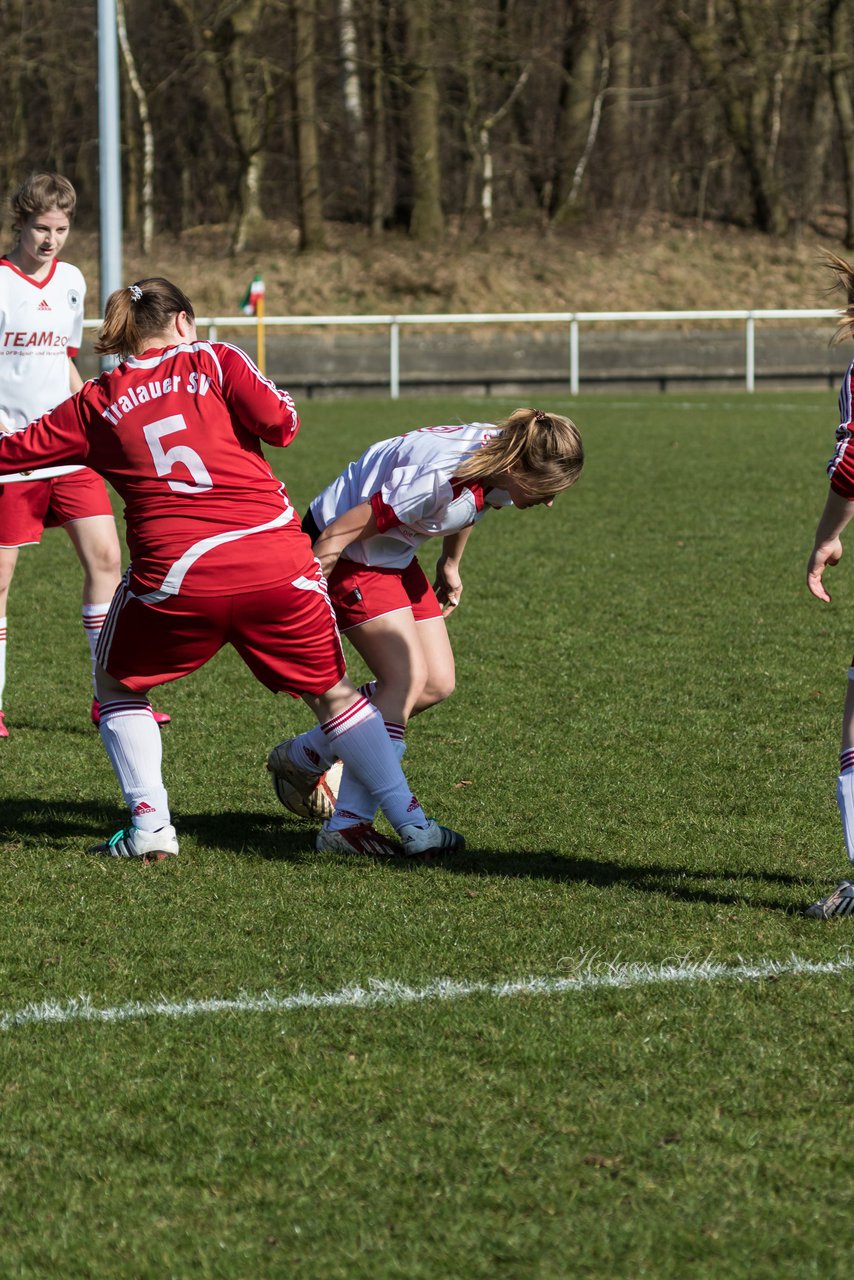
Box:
[0,419,13,435]
[433,560,463,616]
[807,537,843,603]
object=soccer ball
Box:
[308,760,343,821]
[272,759,343,821]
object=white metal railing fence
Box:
[82,308,840,397]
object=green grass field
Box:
[1,392,852,1279]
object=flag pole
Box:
[256,288,265,374]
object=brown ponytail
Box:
[94,277,195,357]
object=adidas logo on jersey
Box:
[38,300,51,311]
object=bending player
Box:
[268,409,584,839]
[0,171,168,736]
[0,277,461,861]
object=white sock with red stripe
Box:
[98,699,171,831]
[0,615,6,710]
[329,722,406,830]
[82,603,111,694]
[318,699,424,832]
[288,680,381,774]
[838,742,854,863]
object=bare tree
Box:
[292,0,326,250]
[667,0,794,236]
[829,0,854,247]
[117,0,155,252]
[339,0,368,165]
[403,0,444,241]
[367,0,388,234]
[552,3,603,222]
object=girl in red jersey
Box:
[805,252,854,918]
[268,409,584,838]
[0,277,461,861]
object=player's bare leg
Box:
[65,515,171,727]
[64,514,121,606]
[344,611,455,724]
[0,545,18,736]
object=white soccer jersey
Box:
[309,422,514,568]
[0,258,86,431]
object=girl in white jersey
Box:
[0,277,462,862]
[0,173,168,737]
[267,409,584,835]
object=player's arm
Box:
[807,486,854,602]
[68,358,84,394]
[0,396,89,474]
[217,343,300,447]
[312,501,379,579]
[434,524,475,616]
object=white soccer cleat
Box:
[398,819,465,859]
[89,824,179,861]
[267,739,333,820]
[315,821,401,858]
[805,879,854,919]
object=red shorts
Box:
[327,556,442,631]
[0,468,114,547]
[97,565,346,696]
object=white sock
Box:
[319,699,425,831]
[98,698,171,831]
[837,764,854,865]
[82,603,111,695]
[289,681,381,773]
[330,724,406,829]
[0,615,6,710]
[288,722,336,771]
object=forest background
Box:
[3,0,854,318]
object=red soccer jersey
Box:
[0,339,311,595]
[829,358,854,499]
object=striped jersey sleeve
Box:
[828,360,854,498]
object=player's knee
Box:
[88,541,121,579]
[418,670,455,709]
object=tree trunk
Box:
[552,8,601,221]
[478,68,530,231]
[339,0,368,166]
[117,0,155,253]
[606,0,633,211]
[368,0,387,234]
[293,0,326,250]
[829,0,854,248]
[1,0,29,194]
[209,0,269,253]
[404,0,444,242]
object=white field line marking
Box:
[1,953,851,1033]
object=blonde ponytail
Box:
[455,407,584,499]
[824,252,854,344]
